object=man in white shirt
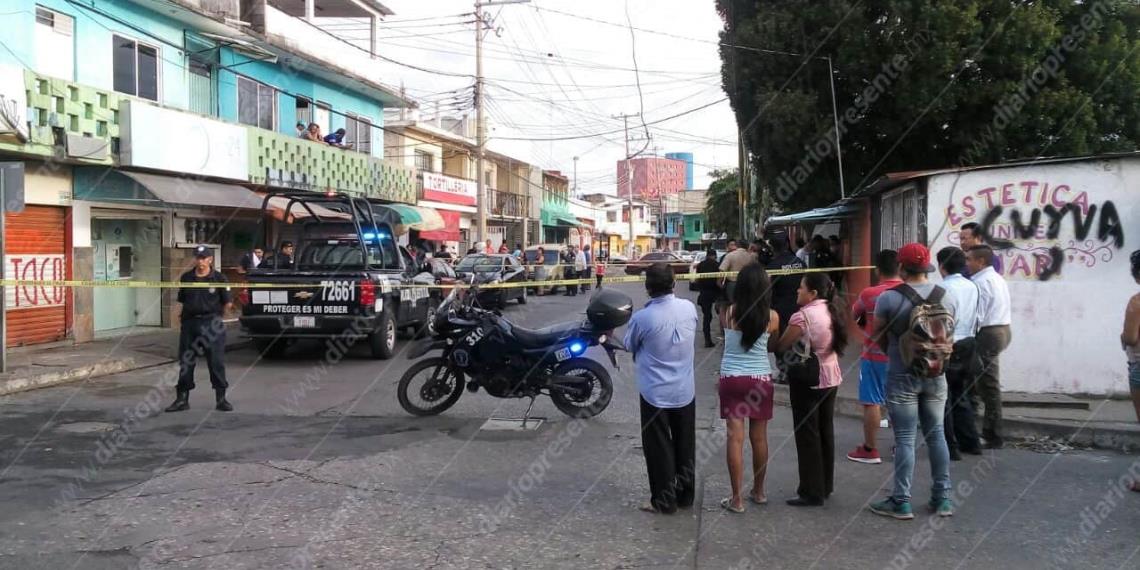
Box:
[966,245,1012,449]
[937,247,982,458]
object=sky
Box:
[319,0,739,194]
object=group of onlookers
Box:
[296,122,353,149]
[622,227,1088,518]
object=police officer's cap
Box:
[193,245,212,258]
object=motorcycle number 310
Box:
[554,348,572,361]
[320,280,355,302]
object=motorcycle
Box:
[397,278,633,419]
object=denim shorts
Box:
[1129,361,1140,390]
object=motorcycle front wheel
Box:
[549,358,613,418]
[397,357,466,416]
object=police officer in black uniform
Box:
[165,245,233,412]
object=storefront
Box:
[416,171,476,254]
[73,167,264,336]
[2,162,73,347]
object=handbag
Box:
[782,309,821,388]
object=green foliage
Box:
[704,168,741,236]
[716,0,1140,213]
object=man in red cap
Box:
[868,242,954,520]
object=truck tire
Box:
[517,286,527,304]
[369,306,397,359]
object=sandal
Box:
[749,494,768,505]
[720,498,745,514]
[638,501,659,513]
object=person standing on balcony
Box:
[295,122,307,138]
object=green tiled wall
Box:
[248,129,416,204]
[0,69,415,203]
[0,69,120,164]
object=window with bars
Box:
[237,76,276,130]
[112,35,158,101]
[414,150,435,173]
[879,185,922,251]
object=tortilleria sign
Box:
[421,172,476,206]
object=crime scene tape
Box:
[0,266,873,290]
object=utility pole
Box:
[572,156,578,197]
[474,0,529,245]
[613,112,640,259]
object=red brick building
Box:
[617,157,686,199]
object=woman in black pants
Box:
[769,272,847,506]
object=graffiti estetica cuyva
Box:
[945,180,1124,281]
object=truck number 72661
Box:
[320,280,356,302]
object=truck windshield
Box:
[298,238,399,270]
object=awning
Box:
[119,171,263,209]
[555,214,582,227]
[765,203,860,225]
[382,203,446,235]
[419,210,461,242]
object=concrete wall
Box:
[925,156,1137,395]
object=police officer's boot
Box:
[215,389,233,412]
[165,391,190,413]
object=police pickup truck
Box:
[239,193,433,359]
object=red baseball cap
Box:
[898,242,935,272]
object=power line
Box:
[494,97,728,142]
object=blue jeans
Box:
[887,373,951,503]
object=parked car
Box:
[523,243,569,294]
[623,251,691,275]
[454,253,529,308]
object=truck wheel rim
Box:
[386,320,396,350]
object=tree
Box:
[704,168,741,237]
[716,0,1140,214]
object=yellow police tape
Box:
[0,266,873,290]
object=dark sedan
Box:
[455,253,529,308]
[623,252,691,275]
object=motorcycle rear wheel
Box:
[549,358,613,418]
[398,357,465,416]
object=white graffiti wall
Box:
[926,156,1136,395]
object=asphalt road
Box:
[0,282,1138,569]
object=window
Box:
[606,211,617,223]
[295,97,312,127]
[414,150,435,173]
[642,253,664,261]
[112,35,158,100]
[880,185,922,250]
[35,6,74,79]
[345,114,372,154]
[237,76,276,130]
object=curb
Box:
[0,340,252,397]
[771,384,1140,453]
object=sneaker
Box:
[928,498,954,517]
[846,446,882,464]
[869,498,914,520]
[880,418,890,428]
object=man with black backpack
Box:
[868,243,955,521]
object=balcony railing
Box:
[489,189,530,218]
[2,68,415,203]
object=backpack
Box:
[892,284,955,378]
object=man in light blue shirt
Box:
[623,263,697,514]
[937,247,981,458]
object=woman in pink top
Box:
[769,272,848,506]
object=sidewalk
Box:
[0,323,249,396]
[771,350,1140,452]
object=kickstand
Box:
[522,396,537,427]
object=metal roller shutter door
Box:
[5,206,68,347]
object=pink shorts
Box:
[718,374,774,420]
